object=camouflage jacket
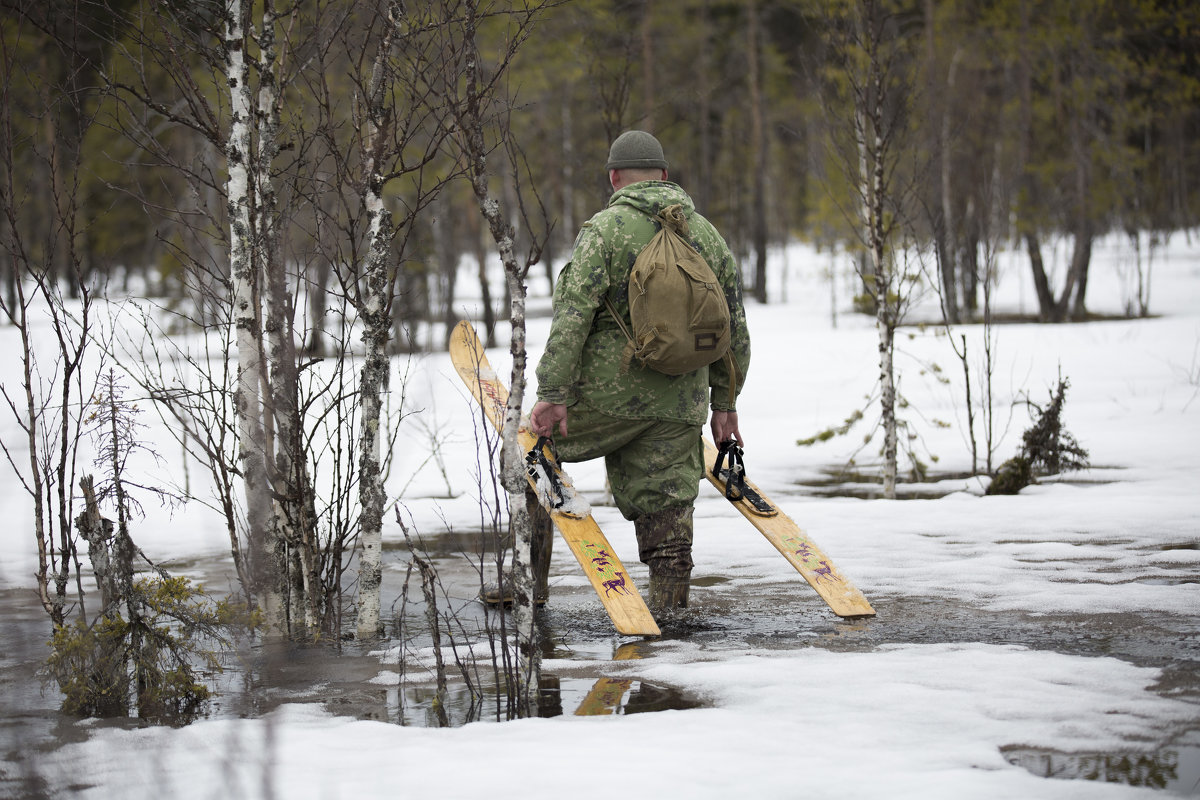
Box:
[536,181,751,425]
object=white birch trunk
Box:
[255,0,316,637]
[853,1,897,500]
[497,227,537,718]
[354,7,404,640]
[226,0,282,633]
[459,1,537,715]
[867,15,898,500]
[353,185,392,640]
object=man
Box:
[528,129,751,611]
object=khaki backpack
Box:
[604,204,731,377]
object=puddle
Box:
[543,676,705,718]
[794,468,982,500]
[310,673,703,727]
[794,467,1118,500]
[391,639,703,724]
[1133,578,1200,586]
[382,528,507,557]
[1003,728,1200,796]
[263,649,705,726]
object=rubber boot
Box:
[648,575,690,611]
[480,489,553,606]
[635,505,694,612]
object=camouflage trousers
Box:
[552,398,701,578]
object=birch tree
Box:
[350,3,406,640]
[223,0,286,634]
[818,0,923,498]
[351,2,455,639]
[435,0,552,717]
[94,0,386,639]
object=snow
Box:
[24,645,1200,799]
[3,231,1200,798]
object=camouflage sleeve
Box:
[699,230,751,412]
[535,222,610,405]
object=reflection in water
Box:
[385,673,702,724]
[363,635,703,725]
[573,679,633,716]
[566,640,703,717]
[565,678,703,717]
[1002,732,1200,796]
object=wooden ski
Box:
[703,437,876,618]
[449,320,661,637]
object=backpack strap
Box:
[602,294,638,374]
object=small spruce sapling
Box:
[47,372,245,721]
[987,377,1090,495]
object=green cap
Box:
[605,130,668,171]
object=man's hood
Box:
[606,180,694,218]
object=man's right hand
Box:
[530,401,568,438]
[710,410,742,446]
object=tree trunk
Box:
[306,258,331,356]
[11,285,60,625]
[923,0,957,324]
[1064,111,1093,322]
[1025,232,1055,321]
[472,210,497,347]
[226,0,281,636]
[76,477,116,611]
[938,50,962,324]
[748,0,769,304]
[353,193,392,639]
[960,200,979,316]
[557,98,574,292]
[454,0,539,716]
[255,0,313,638]
[640,0,655,129]
[1016,0,1055,324]
[355,8,406,640]
[871,145,897,499]
[1066,228,1093,322]
[860,0,897,499]
[696,1,714,214]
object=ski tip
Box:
[832,599,877,618]
[615,621,662,637]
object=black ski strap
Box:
[525,435,567,510]
[713,439,747,502]
[711,439,778,517]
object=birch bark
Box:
[225,0,281,633]
[453,0,538,716]
[853,0,898,499]
[354,4,405,639]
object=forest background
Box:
[7,0,1198,328]
[1,0,1198,715]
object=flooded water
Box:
[1003,729,1200,796]
[2,520,1198,798]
